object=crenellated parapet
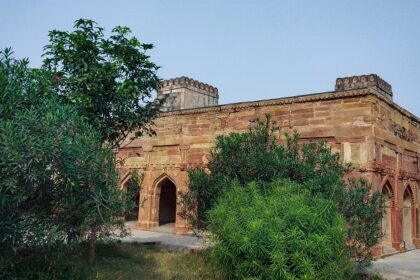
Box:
[157,76,219,112]
[335,74,393,100]
[159,76,218,96]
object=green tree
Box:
[43,19,161,147]
[0,48,129,277]
[0,48,53,120]
[180,115,384,269]
[42,19,162,261]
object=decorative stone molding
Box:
[335,74,393,100]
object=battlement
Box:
[159,76,218,96]
[157,74,395,112]
[335,74,393,100]
[157,76,219,112]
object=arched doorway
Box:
[158,178,177,226]
[381,183,393,246]
[123,178,140,222]
[402,186,414,249]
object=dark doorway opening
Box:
[124,179,140,221]
[159,179,177,225]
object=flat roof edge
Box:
[158,88,419,124]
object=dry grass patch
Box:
[79,242,222,280]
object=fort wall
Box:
[117,75,419,256]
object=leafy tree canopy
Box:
[1,34,146,275]
[43,19,161,147]
[0,48,53,120]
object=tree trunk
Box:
[88,226,97,264]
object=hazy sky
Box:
[1,0,419,116]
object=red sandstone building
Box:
[117,74,419,256]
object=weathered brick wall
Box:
[367,94,420,252]
[117,85,419,255]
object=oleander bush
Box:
[1,17,162,277]
[209,180,353,279]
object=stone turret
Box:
[157,76,218,112]
[335,74,393,100]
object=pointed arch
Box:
[380,179,395,207]
[402,183,415,248]
[403,184,415,207]
[119,171,133,190]
[119,171,142,222]
[152,173,177,195]
[403,180,417,205]
[404,179,420,241]
[152,173,178,228]
[381,178,394,245]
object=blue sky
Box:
[1,0,419,116]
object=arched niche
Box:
[402,185,415,247]
[381,181,394,245]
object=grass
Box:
[4,242,385,280]
[80,243,384,280]
[67,242,223,280]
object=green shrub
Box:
[208,180,353,280]
[178,167,233,230]
[339,178,385,268]
[180,115,384,268]
[180,116,350,230]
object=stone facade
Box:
[117,74,419,256]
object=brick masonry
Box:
[117,74,419,257]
